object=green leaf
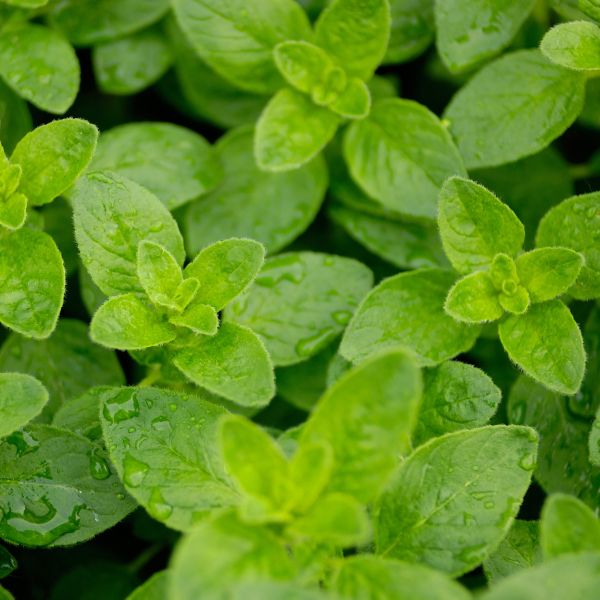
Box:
[329,79,371,119]
[0,424,135,547]
[52,386,109,442]
[578,307,600,418]
[0,586,10,600]
[136,241,183,310]
[255,88,340,173]
[384,0,434,65]
[126,571,168,600]
[376,425,538,576]
[287,441,333,513]
[508,375,600,510]
[435,0,536,73]
[0,228,64,339]
[299,350,422,503]
[184,238,265,311]
[172,322,275,408]
[340,269,481,367]
[169,303,218,336]
[0,79,31,155]
[10,118,98,207]
[0,190,26,230]
[498,286,530,316]
[70,171,185,296]
[541,21,600,71]
[499,300,585,395]
[100,386,238,530]
[90,122,222,210]
[0,373,48,438]
[540,494,600,558]
[581,0,600,20]
[48,0,170,46]
[0,545,16,579]
[329,203,448,270]
[516,248,583,302]
[0,23,79,114]
[536,192,600,300]
[445,271,503,323]
[590,409,600,466]
[314,0,391,80]
[219,415,290,522]
[483,520,542,584]
[92,26,173,95]
[332,555,472,600]
[344,99,467,220]
[226,252,373,366]
[91,294,177,351]
[288,493,371,547]
[184,127,327,255]
[0,319,125,421]
[172,0,311,95]
[444,50,586,169]
[438,177,525,274]
[414,361,501,445]
[480,553,600,600]
[168,511,296,600]
[472,147,574,248]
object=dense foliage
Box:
[0,0,599,598]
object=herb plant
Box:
[0,0,599,598]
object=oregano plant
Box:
[0,1,599,598]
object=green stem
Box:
[138,365,162,388]
[126,543,163,574]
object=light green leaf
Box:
[126,571,168,600]
[540,494,600,558]
[314,0,391,80]
[172,0,311,94]
[226,252,373,366]
[498,285,530,316]
[0,319,125,421]
[483,520,542,584]
[173,322,275,408]
[48,0,170,46]
[329,78,371,119]
[438,177,525,274]
[472,147,574,248]
[100,386,238,530]
[435,0,536,73]
[90,122,222,210]
[299,350,422,503]
[184,127,327,255]
[541,21,600,71]
[376,425,538,576]
[0,587,10,600]
[329,203,448,270]
[255,88,340,173]
[92,26,173,95]
[414,361,501,445]
[288,493,371,547]
[0,191,26,230]
[70,171,185,296]
[168,511,296,600]
[516,248,583,302]
[0,228,64,339]
[169,303,218,336]
[0,23,79,114]
[220,415,291,522]
[480,553,600,600]
[91,294,177,351]
[509,375,600,510]
[385,0,434,64]
[0,79,31,155]
[444,50,586,169]
[340,269,481,367]
[499,300,585,395]
[136,241,183,310]
[536,192,600,300]
[344,99,466,220]
[0,373,48,438]
[1,0,48,6]
[0,424,135,547]
[445,271,503,323]
[287,441,333,513]
[10,118,98,207]
[581,0,600,20]
[332,555,472,600]
[184,238,265,311]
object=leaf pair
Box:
[255,0,391,171]
[439,177,586,395]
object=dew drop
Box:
[88,449,111,481]
[147,489,173,522]
[102,389,140,424]
[122,454,149,488]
